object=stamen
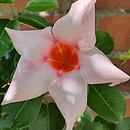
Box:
[49,43,79,72]
[55,41,64,57]
[57,69,64,77]
[70,65,80,70]
[69,47,78,59]
[43,57,60,63]
[43,56,48,62]
[46,58,60,63]
[75,65,80,70]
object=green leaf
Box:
[119,48,130,60]
[74,107,93,130]
[13,51,20,68]
[74,108,109,130]
[26,0,59,12]
[94,116,116,130]
[30,102,65,130]
[0,96,43,129]
[74,119,110,130]
[0,50,17,83]
[7,19,20,30]
[94,122,110,130]
[0,19,20,58]
[0,77,6,87]
[0,5,3,14]
[0,0,13,4]
[0,84,5,103]
[75,107,108,130]
[88,84,126,122]
[18,12,52,29]
[74,118,92,130]
[82,107,93,122]
[115,118,130,130]
[96,30,114,54]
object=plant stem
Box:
[107,51,128,60]
[8,4,19,18]
[0,92,5,95]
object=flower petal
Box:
[53,0,96,51]
[80,47,130,86]
[2,57,56,105]
[5,27,54,60]
[48,71,87,130]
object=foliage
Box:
[88,84,126,122]
[0,0,13,4]
[96,30,114,54]
[0,0,129,130]
[26,0,59,12]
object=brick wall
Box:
[95,1,130,93]
[0,0,130,115]
[0,0,130,93]
[95,1,130,116]
[56,0,130,93]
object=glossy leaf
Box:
[0,0,13,4]
[94,122,110,130]
[0,96,43,129]
[115,118,130,130]
[94,116,116,130]
[74,107,108,130]
[30,102,65,130]
[74,119,110,130]
[74,107,93,130]
[96,30,114,54]
[18,13,52,29]
[0,19,20,58]
[74,118,91,130]
[26,0,59,12]
[7,19,20,30]
[82,107,93,122]
[74,106,93,129]
[88,84,126,122]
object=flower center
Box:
[49,42,79,72]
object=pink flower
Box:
[2,0,130,129]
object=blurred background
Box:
[0,0,130,116]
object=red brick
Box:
[99,15,130,90]
[99,15,130,51]
[96,0,130,9]
[14,0,28,10]
[2,0,63,11]
[44,14,63,23]
[20,23,35,30]
[126,99,130,117]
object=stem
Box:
[107,51,128,60]
[8,5,15,17]
[0,92,5,96]
[8,4,19,18]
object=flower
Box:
[2,0,130,130]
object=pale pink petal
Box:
[2,57,57,105]
[80,47,130,86]
[48,71,87,130]
[5,27,54,60]
[53,0,96,51]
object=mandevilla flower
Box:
[2,0,130,130]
